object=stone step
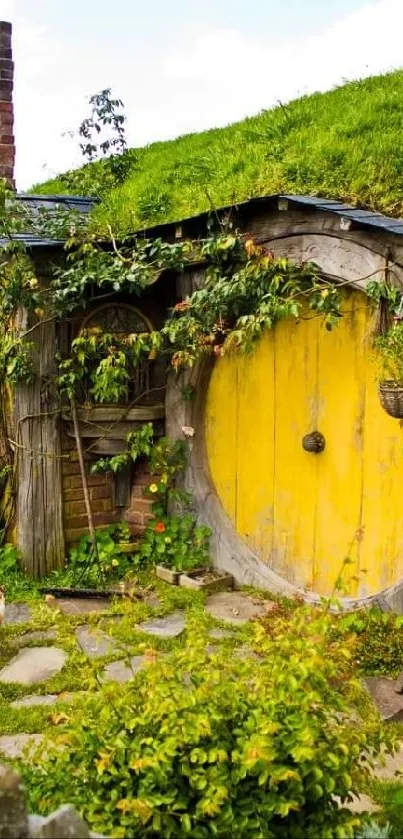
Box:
[0,647,67,685]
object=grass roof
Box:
[32,70,403,234]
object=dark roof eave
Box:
[135,193,403,241]
[6,192,403,248]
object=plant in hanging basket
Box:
[374,322,403,418]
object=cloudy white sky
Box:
[1,0,403,190]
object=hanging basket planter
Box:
[379,382,403,418]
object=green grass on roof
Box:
[33,70,403,234]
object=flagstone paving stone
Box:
[233,645,262,661]
[0,646,67,685]
[10,630,57,646]
[364,677,403,723]
[136,611,186,638]
[373,746,403,780]
[10,694,58,708]
[55,691,90,704]
[75,625,120,659]
[0,733,43,758]
[206,591,275,624]
[101,655,146,683]
[4,603,32,624]
[53,597,112,616]
[335,793,379,814]
[209,628,233,639]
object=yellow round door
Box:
[205,289,403,597]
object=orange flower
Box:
[174,300,190,313]
[155,522,166,534]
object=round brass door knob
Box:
[302,431,325,453]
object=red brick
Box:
[0,119,14,133]
[0,149,14,163]
[0,119,13,133]
[0,23,12,35]
[62,460,80,476]
[0,133,13,143]
[128,523,145,536]
[64,514,88,529]
[132,498,153,512]
[0,69,12,81]
[0,81,13,98]
[0,167,14,181]
[130,485,144,499]
[126,511,143,526]
[63,487,83,501]
[65,500,87,517]
[133,474,152,488]
[92,512,119,527]
[65,528,88,545]
[63,473,108,489]
[143,513,154,524]
[90,485,112,501]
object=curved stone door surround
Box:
[166,233,403,609]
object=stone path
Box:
[0,733,43,759]
[75,625,119,659]
[11,694,58,708]
[137,611,186,637]
[1,585,402,823]
[206,591,275,624]
[364,676,403,723]
[373,746,403,781]
[10,630,57,646]
[4,604,32,624]
[55,597,111,616]
[335,793,380,814]
[101,656,145,683]
[0,647,67,685]
[209,628,233,639]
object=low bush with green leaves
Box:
[49,522,135,588]
[135,513,211,573]
[0,543,39,600]
[22,612,394,839]
[337,608,403,677]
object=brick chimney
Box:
[0,22,15,187]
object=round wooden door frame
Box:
[166,357,403,612]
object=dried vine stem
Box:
[70,397,98,562]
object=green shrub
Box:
[338,608,403,677]
[0,542,20,575]
[135,513,211,572]
[357,824,391,838]
[49,522,134,588]
[23,613,393,838]
[0,543,39,600]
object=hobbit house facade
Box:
[3,21,403,606]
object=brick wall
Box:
[124,458,155,535]
[61,440,154,547]
[0,22,15,186]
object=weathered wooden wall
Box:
[14,313,65,577]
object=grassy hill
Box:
[32,70,403,234]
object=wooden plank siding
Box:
[205,289,403,597]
